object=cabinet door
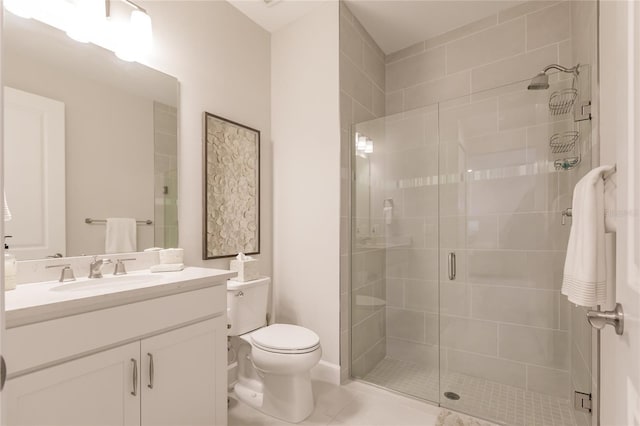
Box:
[141,317,226,426]
[6,342,140,426]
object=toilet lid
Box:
[251,324,320,353]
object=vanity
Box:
[4,266,234,426]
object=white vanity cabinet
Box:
[4,273,231,426]
[7,342,141,426]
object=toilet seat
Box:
[250,324,320,354]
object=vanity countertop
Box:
[5,267,236,328]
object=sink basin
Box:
[51,274,164,292]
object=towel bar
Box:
[85,218,153,225]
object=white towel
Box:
[150,263,184,273]
[561,165,615,306]
[105,218,137,254]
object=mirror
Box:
[3,14,179,260]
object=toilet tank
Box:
[227,276,270,336]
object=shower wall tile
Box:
[498,324,569,369]
[352,308,385,360]
[340,92,353,130]
[446,18,525,74]
[439,98,498,142]
[467,215,499,249]
[526,2,571,51]
[341,53,373,110]
[403,71,471,111]
[497,212,569,250]
[498,1,560,23]
[385,278,404,307]
[467,250,564,290]
[425,14,497,51]
[471,285,559,329]
[526,365,570,398]
[403,185,438,218]
[440,282,471,317]
[363,42,385,90]
[440,316,498,356]
[465,128,527,169]
[386,47,446,92]
[372,86,385,117]
[404,279,438,312]
[386,338,438,367]
[445,349,527,388]
[385,91,403,115]
[497,89,550,131]
[387,307,426,343]
[385,41,425,64]
[340,15,363,67]
[471,44,557,93]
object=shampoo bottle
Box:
[4,236,16,291]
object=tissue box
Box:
[229,258,260,282]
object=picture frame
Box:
[202,112,260,259]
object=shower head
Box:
[527,63,580,90]
[527,72,549,90]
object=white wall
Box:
[271,2,341,368]
[141,0,272,277]
[599,2,640,425]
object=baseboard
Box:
[311,360,341,385]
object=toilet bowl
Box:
[227,278,322,423]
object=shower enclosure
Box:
[350,67,593,426]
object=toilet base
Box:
[234,371,315,423]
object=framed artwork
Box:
[203,112,260,259]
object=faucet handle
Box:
[114,258,136,275]
[46,264,76,282]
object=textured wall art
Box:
[203,112,260,259]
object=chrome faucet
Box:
[89,256,112,279]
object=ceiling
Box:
[227,0,526,54]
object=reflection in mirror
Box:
[3,13,179,260]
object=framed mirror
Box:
[3,13,179,260]
[203,112,260,259]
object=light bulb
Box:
[115,10,152,62]
[356,135,367,151]
[364,139,373,154]
[66,0,105,43]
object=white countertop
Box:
[5,267,236,328]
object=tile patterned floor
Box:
[229,379,447,426]
[363,357,578,426]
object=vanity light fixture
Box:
[354,133,374,157]
[109,0,153,62]
[66,0,105,43]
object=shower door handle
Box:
[448,252,456,281]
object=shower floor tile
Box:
[362,357,578,426]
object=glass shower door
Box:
[438,72,592,426]
[351,105,441,404]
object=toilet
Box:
[227,277,322,423]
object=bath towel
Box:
[105,218,136,254]
[561,165,615,306]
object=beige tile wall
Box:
[339,2,386,383]
[381,0,588,403]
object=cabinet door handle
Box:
[130,358,138,396]
[147,353,154,389]
[448,252,456,281]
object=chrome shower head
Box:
[527,72,549,90]
[527,63,580,90]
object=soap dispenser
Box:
[4,236,16,291]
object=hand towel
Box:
[561,165,615,306]
[150,263,184,273]
[105,218,136,254]
[604,173,617,232]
